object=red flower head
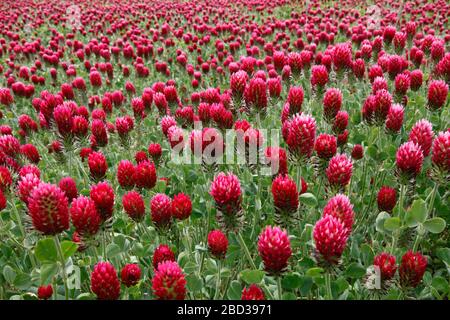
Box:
[264,146,288,176]
[210,172,242,215]
[28,183,69,235]
[117,160,136,188]
[408,119,434,157]
[323,194,354,235]
[152,261,186,300]
[115,116,134,137]
[267,77,282,98]
[311,65,329,88]
[207,229,228,259]
[287,86,304,114]
[19,165,40,179]
[153,244,176,269]
[431,131,450,173]
[352,58,365,79]
[58,177,77,203]
[396,141,424,178]
[91,262,120,300]
[288,52,302,75]
[333,110,348,133]
[0,166,13,192]
[121,264,141,287]
[337,130,349,147]
[285,113,316,160]
[135,152,148,164]
[385,104,404,133]
[351,144,364,160]
[258,226,292,274]
[172,192,192,220]
[323,88,342,121]
[374,89,392,123]
[314,133,337,160]
[20,144,40,164]
[399,251,427,288]
[242,284,265,300]
[70,195,101,236]
[148,143,162,161]
[271,174,299,214]
[230,70,248,99]
[160,116,177,137]
[17,173,41,204]
[394,73,410,96]
[326,154,353,188]
[409,70,423,91]
[427,80,448,110]
[53,104,74,137]
[89,70,102,87]
[131,97,145,119]
[0,189,6,211]
[91,119,108,147]
[88,151,107,180]
[333,43,352,72]
[0,135,20,158]
[372,77,388,94]
[313,215,349,264]
[133,160,157,189]
[377,186,397,212]
[37,285,53,300]
[72,116,89,137]
[374,253,397,280]
[245,77,267,110]
[122,191,145,222]
[90,182,115,220]
[151,193,172,228]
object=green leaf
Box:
[240,269,265,284]
[13,273,31,290]
[423,217,446,234]
[61,241,78,260]
[35,238,58,263]
[409,199,428,224]
[306,267,324,277]
[299,193,317,207]
[281,272,302,290]
[76,293,96,300]
[186,274,203,292]
[282,292,297,300]
[227,280,242,300]
[3,265,16,284]
[106,243,121,258]
[384,217,401,231]
[40,263,59,284]
[436,248,450,265]
[432,276,448,293]
[299,276,313,295]
[155,179,167,193]
[375,211,390,233]
[344,263,366,279]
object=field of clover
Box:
[0,0,449,301]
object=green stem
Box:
[277,276,283,300]
[325,272,333,300]
[398,184,405,220]
[236,232,257,270]
[428,182,438,218]
[10,201,37,268]
[102,230,107,258]
[412,232,421,252]
[214,260,221,300]
[54,235,69,300]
